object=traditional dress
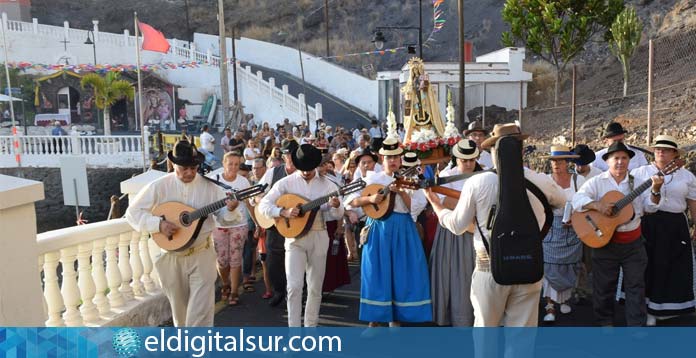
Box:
[351,171,432,322]
[633,164,696,316]
[429,166,475,326]
[542,174,585,305]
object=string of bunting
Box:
[7,61,205,73]
[308,0,446,61]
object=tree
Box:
[609,6,642,97]
[502,0,624,106]
[80,72,134,136]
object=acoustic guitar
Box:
[151,183,268,251]
[571,158,684,248]
[272,179,366,238]
[254,204,276,230]
[361,166,421,219]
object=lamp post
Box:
[84,30,97,64]
[371,0,423,58]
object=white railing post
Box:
[315,103,323,119]
[0,175,46,326]
[123,29,129,47]
[143,127,151,161]
[190,43,196,61]
[43,252,65,327]
[91,238,111,315]
[1,13,7,30]
[256,71,263,91]
[269,78,275,97]
[129,231,145,296]
[32,18,38,34]
[105,235,124,308]
[140,233,157,294]
[63,21,70,41]
[59,246,84,326]
[206,48,212,64]
[77,242,99,323]
[92,20,99,42]
[118,232,134,300]
[282,85,289,107]
[299,94,306,119]
[172,39,178,52]
[70,130,81,155]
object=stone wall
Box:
[0,167,141,233]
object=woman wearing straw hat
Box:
[632,135,696,326]
[540,145,585,322]
[348,138,432,326]
[430,139,482,326]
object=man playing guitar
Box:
[258,144,344,327]
[125,140,242,327]
[572,141,664,326]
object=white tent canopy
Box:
[0,94,22,102]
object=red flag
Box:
[137,21,170,53]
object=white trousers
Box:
[284,230,329,327]
[470,270,542,327]
[154,243,218,327]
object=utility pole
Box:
[324,0,330,58]
[457,0,465,129]
[218,0,230,131]
[231,26,239,104]
[419,0,423,59]
[184,0,192,43]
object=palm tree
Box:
[80,72,134,136]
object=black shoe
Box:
[269,293,285,307]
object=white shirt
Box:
[206,170,251,228]
[572,170,660,233]
[125,173,241,249]
[411,189,428,222]
[354,163,383,181]
[631,164,696,214]
[437,166,468,200]
[259,171,344,236]
[439,168,566,252]
[353,128,362,143]
[592,146,649,171]
[199,131,215,152]
[369,126,384,138]
[576,165,602,180]
[243,147,260,166]
[478,150,494,169]
[547,173,586,216]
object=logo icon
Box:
[112,328,142,358]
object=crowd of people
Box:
[125,116,696,328]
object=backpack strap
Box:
[628,174,634,192]
[572,173,578,192]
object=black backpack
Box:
[476,136,553,285]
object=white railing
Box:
[37,219,161,327]
[0,134,147,168]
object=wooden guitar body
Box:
[362,184,396,220]
[571,190,634,248]
[151,201,204,251]
[273,193,318,238]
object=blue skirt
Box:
[359,212,433,322]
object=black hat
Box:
[572,144,596,166]
[354,148,379,165]
[167,140,204,167]
[464,120,489,136]
[291,144,322,171]
[281,139,299,154]
[603,122,628,139]
[601,141,635,161]
[239,164,252,172]
[369,137,383,152]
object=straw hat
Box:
[452,139,480,160]
[480,123,529,149]
[402,152,421,167]
[379,138,403,156]
[650,134,686,156]
[542,145,580,160]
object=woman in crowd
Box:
[430,139,481,326]
[348,138,432,327]
[243,139,260,167]
[632,135,696,326]
[541,145,585,322]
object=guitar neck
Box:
[300,190,341,213]
[614,180,652,211]
[188,197,231,222]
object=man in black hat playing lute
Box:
[592,122,649,172]
[125,140,242,327]
[259,144,344,327]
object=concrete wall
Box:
[195,33,379,118]
[0,167,141,233]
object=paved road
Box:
[241,63,374,131]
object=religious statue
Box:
[401,58,445,144]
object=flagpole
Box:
[1,16,20,168]
[135,12,147,172]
